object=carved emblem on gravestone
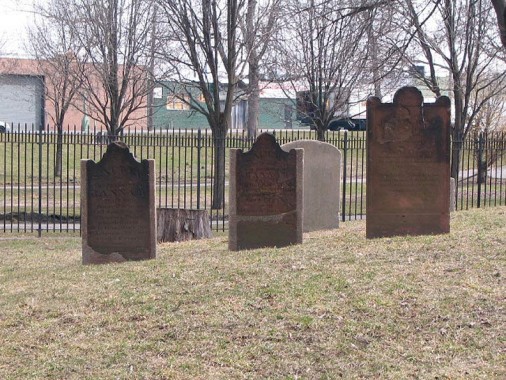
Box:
[281,140,341,232]
[229,133,303,250]
[81,142,156,264]
[380,108,413,144]
[366,86,451,238]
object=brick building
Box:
[0,57,147,131]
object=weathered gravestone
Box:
[81,142,156,264]
[366,86,451,238]
[281,140,341,232]
[229,133,303,250]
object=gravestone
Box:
[281,140,341,232]
[81,142,156,264]
[229,133,303,250]
[366,87,451,238]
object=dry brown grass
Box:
[0,207,505,379]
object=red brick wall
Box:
[0,57,147,131]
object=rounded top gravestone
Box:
[281,140,341,232]
[366,86,451,238]
[229,133,303,250]
[81,142,156,264]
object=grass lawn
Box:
[0,207,505,379]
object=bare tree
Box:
[28,0,85,177]
[157,0,244,209]
[60,0,158,137]
[274,0,370,141]
[241,0,283,137]
[473,95,506,133]
[402,0,506,178]
[470,82,506,184]
[364,2,413,100]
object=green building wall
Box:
[151,83,300,130]
[152,84,208,129]
[257,98,297,129]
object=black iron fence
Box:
[0,127,504,235]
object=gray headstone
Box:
[281,140,341,232]
[81,142,156,264]
[229,133,303,250]
[366,87,451,238]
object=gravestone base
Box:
[230,212,301,250]
[366,213,450,239]
[82,245,128,265]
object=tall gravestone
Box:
[81,142,156,264]
[281,140,341,232]
[229,133,303,250]
[367,87,451,238]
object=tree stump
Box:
[156,208,212,243]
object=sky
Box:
[0,0,34,57]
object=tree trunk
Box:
[54,127,63,178]
[451,88,464,179]
[157,208,212,243]
[451,129,463,180]
[477,159,488,184]
[368,16,382,99]
[212,129,227,209]
[316,127,325,142]
[475,132,488,184]
[247,63,260,138]
[108,130,118,143]
[246,0,259,139]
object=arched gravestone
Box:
[81,142,156,264]
[281,140,341,232]
[229,133,303,250]
[366,86,451,238]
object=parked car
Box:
[328,118,355,131]
[328,118,366,131]
[0,121,11,133]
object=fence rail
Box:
[0,127,504,235]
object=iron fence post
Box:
[38,128,42,237]
[477,131,484,208]
[342,131,348,222]
[197,128,201,210]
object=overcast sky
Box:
[0,0,34,57]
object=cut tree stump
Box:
[157,208,212,243]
